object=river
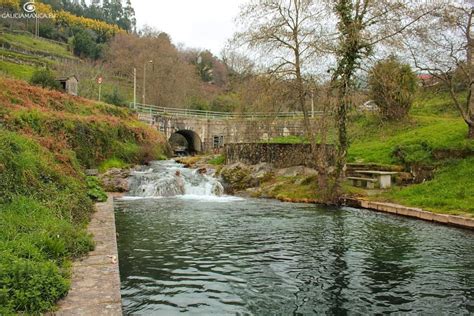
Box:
[114,160,474,315]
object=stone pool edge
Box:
[53,193,123,315]
[346,198,474,230]
[264,195,473,230]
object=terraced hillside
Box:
[0,30,77,79]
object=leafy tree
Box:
[72,29,101,59]
[369,56,418,121]
[29,68,61,90]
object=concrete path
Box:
[55,194,122,315]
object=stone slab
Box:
[54,193,123,315]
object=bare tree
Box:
[407,2,474,138]
[233,0,329,135]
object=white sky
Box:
[131,0,248,56]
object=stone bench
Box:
[355,170,398,189]
[347,177,377,189]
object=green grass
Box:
[208,155,225,165]
[410,90,465,117]
[0,196,94,313]
[266,135,306,144]
[0,130,94,313]
[98,157,130,173]
[348,115,473,164]
[0,48,54,67]
[0,33,72,58]
[382,158,474,215]
[0,60,36,81]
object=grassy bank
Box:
[380,158,474,215]
[0,77,167,314]
[261,92,474,215]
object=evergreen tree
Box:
[123,0,136,32]
[102,0,112,23]
[109,0,124,25]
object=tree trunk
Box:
[469,121,474,139]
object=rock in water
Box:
[99,168,130,192]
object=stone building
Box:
[57,75,79,96]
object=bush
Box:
[86,176,107,202]
[369,56,418,121]
[392,142,433,166]
[104,86,126,107]
[30,68,61,91]
[210,93,240,112]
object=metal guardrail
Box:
[130,103,324,119]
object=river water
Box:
[114,161,474,315]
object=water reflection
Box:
[115,199,474,315]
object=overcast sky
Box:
[131,0,248,56]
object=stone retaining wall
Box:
[224,143,335,168]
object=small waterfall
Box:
[128,160,224,198]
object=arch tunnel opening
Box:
[169,130,202,156]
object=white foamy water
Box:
[124,160,237,200]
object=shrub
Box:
[104,86,126,107]
[210,93,240,112]
[30,68,61,91]
[369,56,418,121]
[86,176,107,202]
[392,142,433,166]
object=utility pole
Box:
[133,67,137,109]
[35,13,39,37]
[142,60,153,105]
[311,90,315,118]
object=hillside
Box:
[347,101,473,215]
[0,77,167,314]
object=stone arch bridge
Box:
[133,104,322,154]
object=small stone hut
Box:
[57,75,78,96]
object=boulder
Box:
[99,168,130,192]
[274,166,318,177]
[220,163,254,193]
